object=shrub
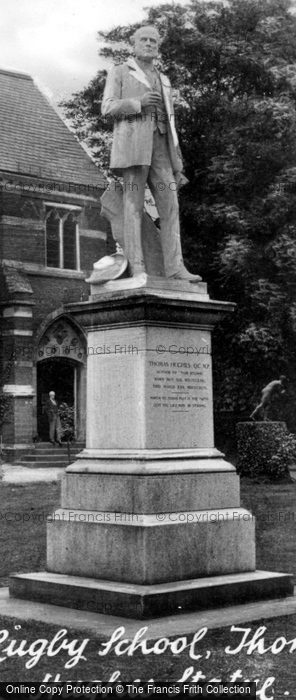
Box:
[58,403,75,443]
[236,421,296,480]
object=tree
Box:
[58,402,75,465]
[62,0,296,423]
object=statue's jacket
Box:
[101,57,184,177]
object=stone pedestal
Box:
[10,277,293,617]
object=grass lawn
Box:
[0,475,295,694]
[0,480,60,587]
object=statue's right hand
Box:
[141,91,162,108]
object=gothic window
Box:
[46,210,60,268]
[45,208,80,270]
[63,212,77,270]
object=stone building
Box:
[0,67,108,461]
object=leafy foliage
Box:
[62,0,296,420]
[58,403,75,443]
[237,421,295,480]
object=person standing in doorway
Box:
[44,391,62,444]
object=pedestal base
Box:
[10,570,294,620]
[8,285,293,621]
[46,506,255,584]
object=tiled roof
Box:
[1,263,33,296]
[0,68,106,188]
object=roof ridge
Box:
[0,67,33,81]
[0,68,106,187]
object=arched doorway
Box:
[37,358,76,441]
[35,317,87,442]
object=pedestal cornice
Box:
[65,283,235,331]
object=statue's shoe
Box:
[168,269,202,283]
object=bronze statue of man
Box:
[250,375,287,421]
[101,25,201,281]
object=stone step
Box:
[18,444,85,468]
[24,449,69,454]
[28,447,84,454]
[21,454,70,462]
[34,443,85,451]
[9,570,294,620]
[21,460,69,469]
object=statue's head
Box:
[49,391,55,399]
[131,26,160,62]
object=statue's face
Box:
[49,392,55,399]
[134,28,159,62]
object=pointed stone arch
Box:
[35,308,87,349]
[21,199,40,219]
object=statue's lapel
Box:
[159,72,179,147]
[126,57,151,88]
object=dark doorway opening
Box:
[37,358,75,441]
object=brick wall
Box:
[0,220,46,264]
[0,172,110,454]
[14,397,33,443]
[1,174,109,326]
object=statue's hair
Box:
[131,25,161,45]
